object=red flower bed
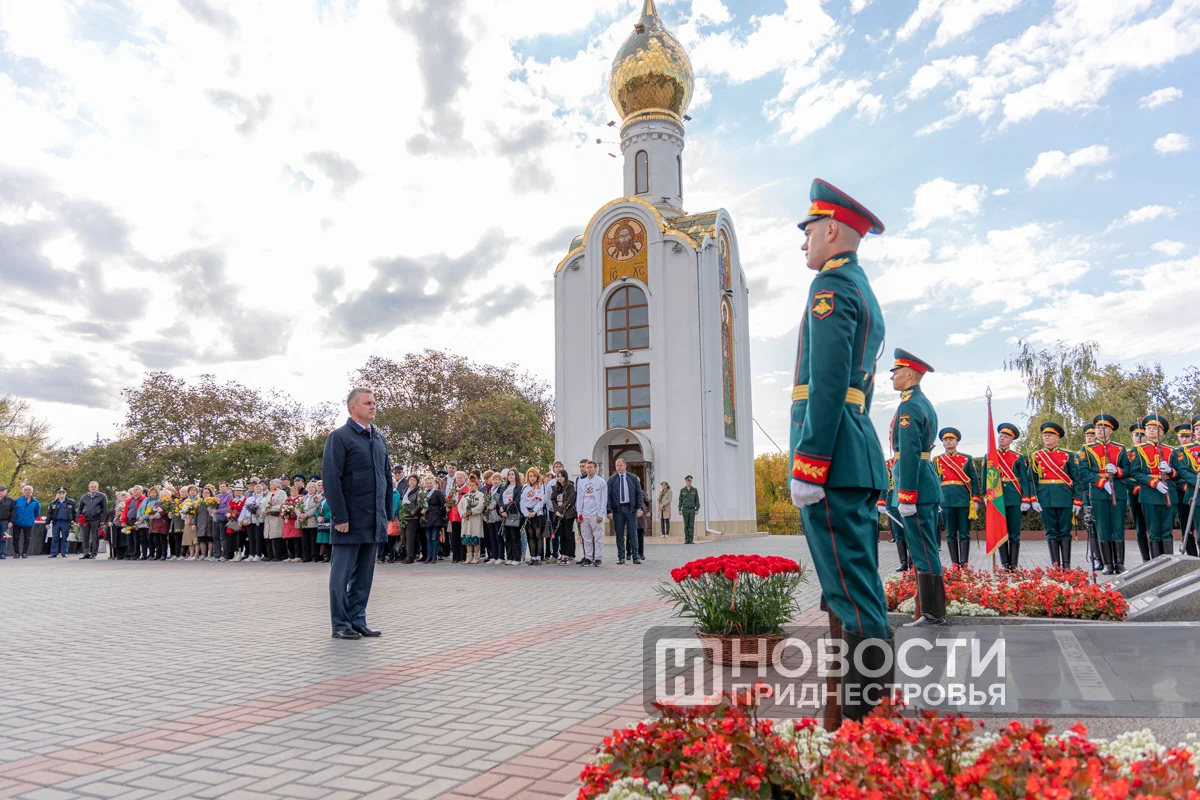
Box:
[579,691,1200,799]
[658,555,806,636]
[885,566,1128,621]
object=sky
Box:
[1,0,1198,460]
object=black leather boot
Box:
[1149,540,1163,559]
[894,537,909,572]
[958,537,970,567]
[1115,540,1127,573]
[1061,538,1072,570]
[1047,540,1061,568]
[998,541,1010,570]
[1136,532,1151,563]
[841,630,895,723]
[946,538,960,568]
[1009,538,1021,570]
[905,572,948,627]
[1100,541,1115,575]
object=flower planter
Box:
[697,633,784,666]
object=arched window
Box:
[676,155,682,197]
[721,297,736,439]
[635,150,649,194]
[605,286,649,352]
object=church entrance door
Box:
[607,444,645,489]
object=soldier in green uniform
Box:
[934,427,980,568]
[1131,414,1180,558]
[879,445,908,572]
[1127,423,1150,562]
[889,349,944,626]
[789,178,891,721]
[1076,424,1102,571]
[1177,419,1200,556]
[1031,422,1082,569]
[1079,414,1132,574]
[993,423,1034,570]
[678,476,699,544]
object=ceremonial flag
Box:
[984,395,1008,557]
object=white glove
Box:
[1105,463,1118,475]
[899,503,917,517]
[1032,502,1043,513]
[1020,502,1031,512]
[1160,463,1173,475]
[1157,482,1169,495]
[972,501,979,514]
[791,479,825,509]
[1104,481,1114,495]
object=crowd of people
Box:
[0,458,701,567]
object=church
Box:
[553,0,756,536]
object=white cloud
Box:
[1152,240,1187,257]
[851,0,873,12]
[1139,87,1183,108]
[684,2,839,86]
[768,78,873,143]
[904,55,978,100]
[1019,256,1200,360]
[1154,133,1191,154]
[913,2,1200,131]
[897,0,1024,48]
[689,0,732,26]
[1024,144,1112,186]
[1106,205,1179,232]
[856,92,884,121]
[907,178,987,231]
[991,188,1010,196]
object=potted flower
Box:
[656,554,805,666]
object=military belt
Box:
[940,480,967,486]
[1039,479,1069,485]
[791,384,866,411]
[898,452,933,460]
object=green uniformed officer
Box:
[1178,419,1200,556]
[993,423,1034,570]
[1076,424,1102,570]
[1031,421,1082,569]
[889,349,944,626]
[934,427,980,568]
[1131,414,1180,558]
[1127,423,1150,562]
[1078,414,1132,574]
[678,476,699,544]
[879,445,908,572]
[789,178,890,722]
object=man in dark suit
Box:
[322,388,395,640]
[606,458,643,565]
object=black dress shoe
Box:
[331,629,362,640]
[352,626,381,637]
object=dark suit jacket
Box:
[607,471,643,514]
[321,418,395,545]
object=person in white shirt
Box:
[521,467,548,564]
[575,460,608,567]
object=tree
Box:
[754,453,798,535]
[285,434,329,479]
[0,395,55,487]
[205,440,287,484]
[73,438,158,496]
[353,351,555,471]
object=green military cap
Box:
[796,179,885,236]
[1174,423,1192,436]
[1093,413,1119,430]
[997,422,1020,439]
[684,475,693,480]
[1040,421,1065,437]
[938,427,961,441]
[1082,423,1095,435]
[1142,413,1169,432]
[1193,414,1200,428]
[890,348,934,374]
[1128,422,1145,435]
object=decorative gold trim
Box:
[791,385,866,408]
[555,198,669,274]
[620,109,684,133]
[554,247,585,275]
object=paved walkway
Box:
[0,535,1178,799]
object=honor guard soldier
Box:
[1131,414,1180,558]
[789,179,891,722]
[880,443,908,572]
[678,476,699,544]
[1179,419,1200,556]
[1080,414,1132,573]
[935,427,980,568]
[993,423,1035,570]
[889,349,945,626]
[1128,423,1150,562]
[1032,422,1082,569]
[1076,424,1101,569]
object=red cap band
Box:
[893,357,928,375]
[808,200,872,237]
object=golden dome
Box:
[608,0,694,121]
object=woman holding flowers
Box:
[521,468,548,565]
[167,491,184,559]
[148,487,170,561]
[282,485,301,562]
[457,474,487,564]
[109,491,128,560]
[225,483,247,562]
[499,469,524,565]
[422,474,446,564]
[299,481,320,563]
[549,469,576,565]
[483,472,503,564]
[315,485,331,563]
[195,485,216,561]
[399,474,422,564]
[133,486,153,560]
[180,485,200,560]
[263,479,286,562]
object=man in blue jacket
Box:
[606,458,643,565]
[12,485,41,559]
[46,487,77,558]
[322,388,395,640]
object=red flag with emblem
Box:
[984,396,1008,557]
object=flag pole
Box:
[987,387,997,574]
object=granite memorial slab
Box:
[1125,570,1200,622]
[1105,554,1200,598]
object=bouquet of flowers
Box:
[656,555,806,636]
[202,496,220,508]
[461,490,483,519]
[159,497,179,516]
[178,498,197,517]
[280,497,298,521]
